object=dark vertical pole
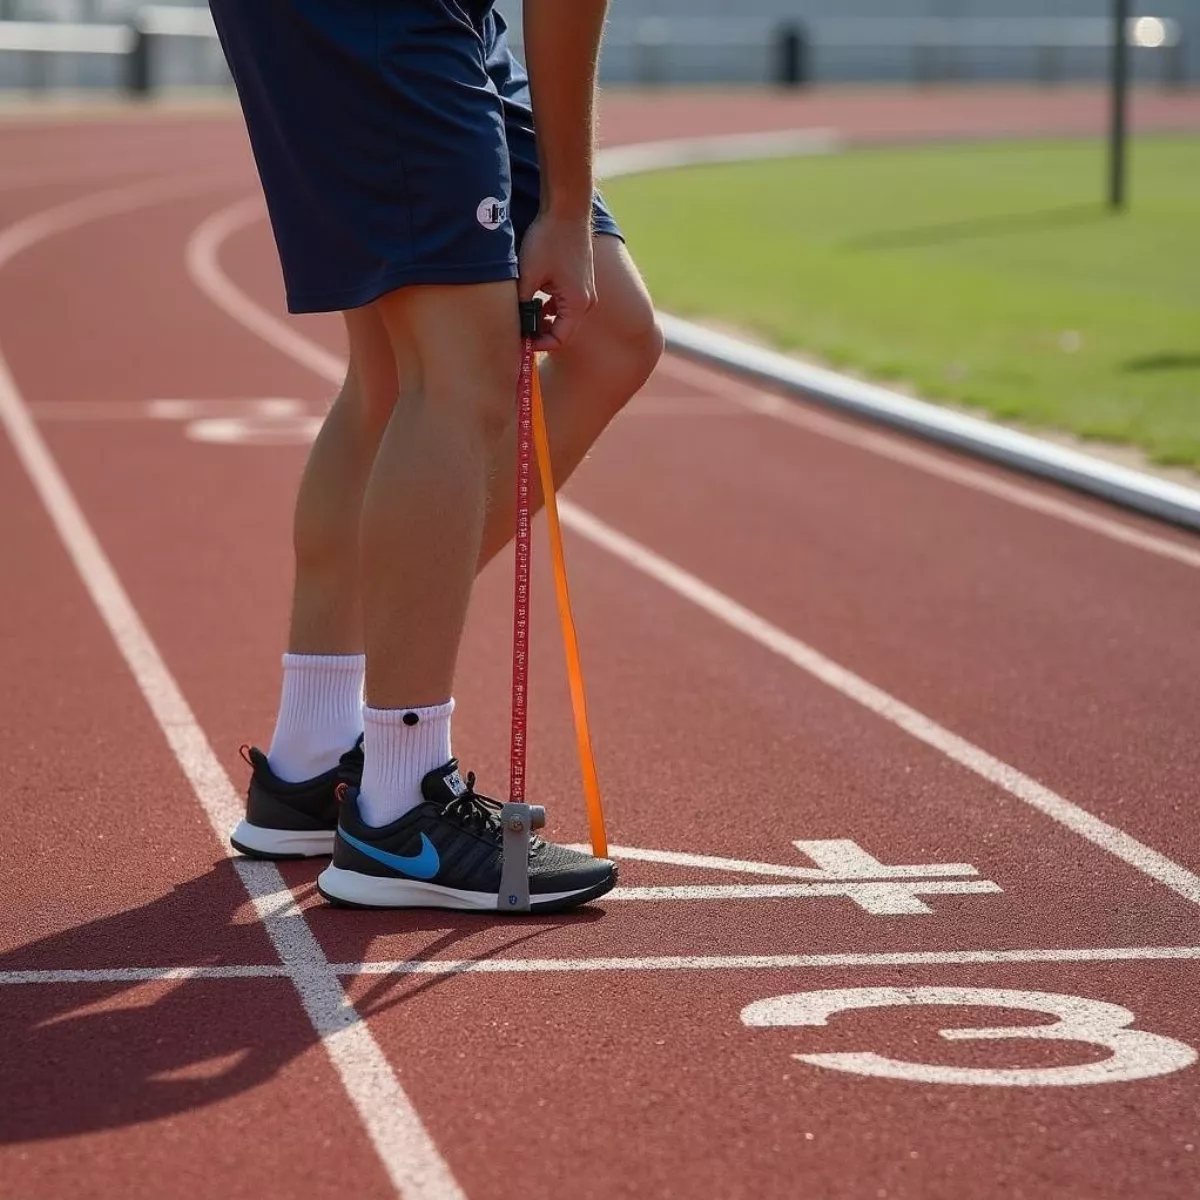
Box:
[127,27,151,96]
[1109,0,1130,210]
[776,23,809,88]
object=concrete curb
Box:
[597,134,1200,534]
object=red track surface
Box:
[2,89,1200,1200]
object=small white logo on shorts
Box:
[476,196,507,231]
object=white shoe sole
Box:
[230,820,335,859]
[316,864,609,912]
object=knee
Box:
[627,304,667,391]
[382,280,521,452]
[582,286,665,404]
[430,343,519,452]
[339,367,399,445]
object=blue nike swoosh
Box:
[338,830,440,880]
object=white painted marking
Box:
[610,880,1002,914]
[795,838,978,880]
[29,398,317,422]
[741,987,1198,1086]
[341,944,1200,975]
[597,129,842,179]
[186,414,323,445]
[0,965,293,985]
[185,195,348,383]
[563,841,979,880]
[0,181,464,1200]
[29,401,169,421]
[6,945,1200,987]
[558,502,1200,908]
[581,837,999,913]
[657,353,1200,570]
[186,190,1200,910]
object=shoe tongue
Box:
[421,759,470,806]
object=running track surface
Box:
[3,88,1200,1200]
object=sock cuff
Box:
[281,653,366,674]
[364,699,456,728]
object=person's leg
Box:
[319,278,616,910]
[265,307,397,783]
[288,306,398,653]
[265,241,659,783]
[476,235,664,570]
[355,279,519,825]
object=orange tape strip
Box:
[528,357,609,859]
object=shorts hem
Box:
[286,259,520,314]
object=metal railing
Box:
[0,10,1190,93]
[0,6,223,92]
[582,15,1189,87]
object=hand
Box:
[518,211,596,352]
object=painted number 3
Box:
[740,988,1197,1087]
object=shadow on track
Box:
[0,859,603,1144]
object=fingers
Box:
[516,214,596,350]
[539,295,594,350]
[526,288,593,351]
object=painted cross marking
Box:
[573,839,1003,915]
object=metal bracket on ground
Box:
[499,803,546,913]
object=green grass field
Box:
[603,137,1200,470]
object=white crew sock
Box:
[267,653,365,783]
[358,699,455,827]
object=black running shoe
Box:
[229,739,364,860]
[316,760,617,913]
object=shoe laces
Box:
[442,773,543,853]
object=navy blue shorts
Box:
[209,0,622,314]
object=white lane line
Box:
[657,354,1200,571]
[29,398,321,421]
[7,944,1200,986]
[596,128,842,179]
[0,180,464,1200]
[185,196,1200,912]
[1,966,293,984]
[606,881,1002,917]
[185,195,348,382]
[563,843,978,880]
[341,945,1200,976]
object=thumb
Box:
[517,270,541,303]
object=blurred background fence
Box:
[0,0,1193,94]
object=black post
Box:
[127,27,151,96]
[776,22,809,88]
[1109,0,1130,210]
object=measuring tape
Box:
[509,312,536,807]
[510,299,609,859]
